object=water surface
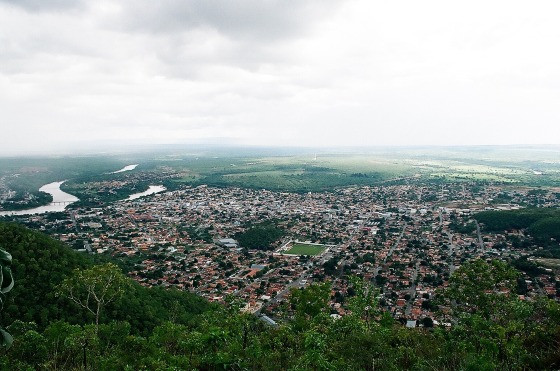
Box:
[111,164,139,174]
[127,185,166,200]
[0,181,79,216]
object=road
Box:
[255,269,309,315]
[475,220,485,250]
[404,260,420,316]
[384,223,408,264]
[373,222,408,283]
[446,232,456,275]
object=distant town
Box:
[3,178,559,328]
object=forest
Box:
[476,208,560,243]
[235,223,285,251]
[0,222,559,370]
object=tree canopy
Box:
[1,223,560,369]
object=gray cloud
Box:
[0,0,83,12]
[1,0,560,156]
[112,0,341,41]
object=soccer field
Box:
[285,243,325,256]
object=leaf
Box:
[0,328,13,348]
[0,267,13,294]
[0,249,12,265]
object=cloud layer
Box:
[1,0,560,154]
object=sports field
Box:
[285,243,326,256]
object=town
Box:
[3,180,560,327]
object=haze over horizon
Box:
[1,0,560,155]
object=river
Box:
[127,185,166,200]
[0,181,79,216]
[111,164,139,173]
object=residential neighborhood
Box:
[4,181,560,326]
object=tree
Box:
[446,259,518,319]
[289,282,331,330]
[57,263,130,331]
[346,276,379,331]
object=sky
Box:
[1,0,560,155]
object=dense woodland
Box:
[235,223,285,251]
[476,208,560,258]
[476,208,560,238]
[0,222,559,370]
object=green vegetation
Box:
[0,247,14,348]
[0,157,126,193]
[4,148,560,210]
[0,191,52,211]
[58,263,131,331]
[165,153,422,192]
[476,208,560,232]
[235,223,284,251]
[0,234,559,370]
[476,208,560,243]
[0,223,211,335]
[449,220,476,234]
[285,243,326,256]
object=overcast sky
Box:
[1,0,560,155]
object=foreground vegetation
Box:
[0,223,559,369]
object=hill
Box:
[0,223,210,335]
[0,223,559,369]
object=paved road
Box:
[384,223,408,264]
[255,270,309,315]
[372,222,408,284]
[446,232,456,275]
[475,220,485,250]
[404,260,420,316]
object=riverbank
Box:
[127,185,166,200]
[0,181,78,216]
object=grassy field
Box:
[285,243,326,256]
[533,258,560,269]
[3,146,560,210]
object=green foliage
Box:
[446,259,519,319]
[449,220,476,234]
[476,208,547,231]
[511,257,548,277]
[0,223,210,335]
[236,223,284,250]
[528,217,560,241]
[57,263,131,330]
[2,225,560,369]
[0,222,92,328]
[290,282,331,330]
[0,191,53,211]
[0,247,14,348]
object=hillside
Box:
[0,223,559,369]
[0,223,210,334]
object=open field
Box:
[285,243,326,256]
[3,146,560,210]
[533,258,560,269]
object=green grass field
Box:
[285,243,326,256]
